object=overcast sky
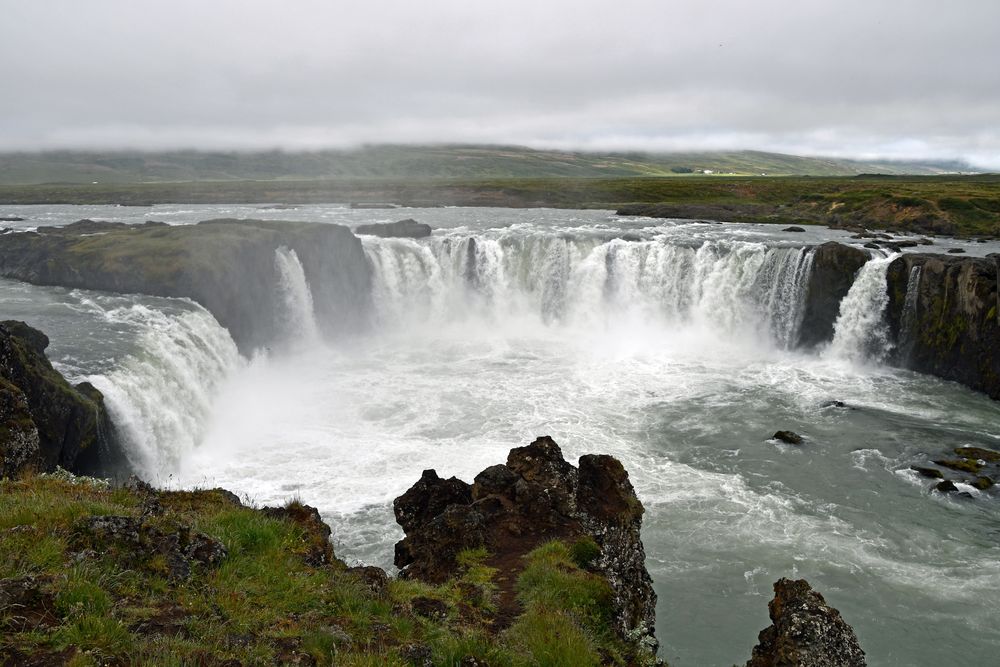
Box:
[2,0,998,167]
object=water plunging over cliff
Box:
[274,246,320,345]
[826,255,895,363]
[363,233,816,350]
[4,205,1000,667]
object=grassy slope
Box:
[0,146,972,185]
[0,473,652,667]
[1,175,997,236]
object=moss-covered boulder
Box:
[0,321,122,478]
[0,219,372,352]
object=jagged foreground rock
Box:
[0,320,123,478]
[747,578,866,667]
[393,435,659,655]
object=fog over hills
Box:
[0,146,976,185]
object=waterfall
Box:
[274,246,320,345]
[898,265,922,361]
[363,233,817,348]
[84,302,241,476]
[826,255,895,362]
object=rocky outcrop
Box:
[798,242,870,348]
[0,320,123,478]
[393,436,656,651]
[0,219,372,353]
[747,578,866,667]
[355,218,432,238]
[72,515,227,580]
[885,252,999,399]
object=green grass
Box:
[0,474,660,666]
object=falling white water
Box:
[274,246,320,345]
[898,265,923,360]
[826,255,896,363]
[85,303,241,476]
[363,233,816,349]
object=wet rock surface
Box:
[798,242,870,348]
[0,320,123,478]
[772,430,804,445]
[909,445,999,497]
[393,436,657,650]
[0,218,372,353]
[885,252,1000,400]
[747,578,866,667]
[355,218,432,238]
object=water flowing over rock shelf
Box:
[1,207,998,665]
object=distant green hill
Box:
[0,145,974,184]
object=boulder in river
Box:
[783,226,806,232]
[772,430,804,445]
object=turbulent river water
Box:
[2,204,999,666]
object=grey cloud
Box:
[1,0,998,168]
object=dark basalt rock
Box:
[772,430,804,445]
[934,480,959,494]
[0,216,25,222]
[947,247,966,254]
[0,320,124,478]
[798,243,870,348]
[783,226,806,232]
[885,253,1000,400]
[747,578,866,667]
[393,436,657,651]
[261,501,337,566]
[355,218,432,239]
[0,218,372,353]
[73,515,227,580]
[910,466,943,479]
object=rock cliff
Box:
[0,219,372,353]
[393,436,658,658]
[885,252,999,399]
[0,320,123,478]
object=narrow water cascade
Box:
[898,265,923,361]
[274,246,321,346]
[826,254,895,363]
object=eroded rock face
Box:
[747,578,866,667]
[0,219,372,353]
[885,253,999,400]
[393,436,657,648]
[355,218,432,238]
[798,243,870,349]
[0,320,123,478]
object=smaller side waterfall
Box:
[827,255,895,362]
[898,265,923,361]
[274,246,320,345]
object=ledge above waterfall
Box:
[0,219,372,353]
